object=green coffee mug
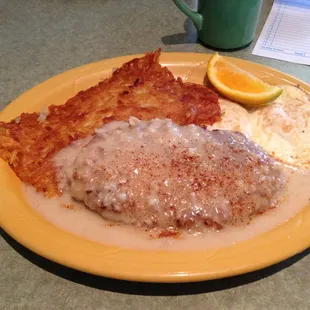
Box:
[173,0,263,50]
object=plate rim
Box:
[0,52,309,283]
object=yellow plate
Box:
[0,53,309,283]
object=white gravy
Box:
[23,166,310,251]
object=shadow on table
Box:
[162,19,199,45]
[1,228,309,296]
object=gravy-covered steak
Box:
[61,117,285,231]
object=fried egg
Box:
[250,85,310,168]
[209,85,310,169]
[208,98,252,137]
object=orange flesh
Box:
[214,60,270,93]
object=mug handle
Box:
[172,0,203,31]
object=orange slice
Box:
[207,53,283,106]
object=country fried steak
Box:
[0,49,220,196]
[56,118,285,231]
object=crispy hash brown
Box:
[0,49,220,196]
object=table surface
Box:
[1,1,309,309]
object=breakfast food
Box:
[211,85,310,168]
[251,85,310,168]
[207,52,283,106]
[54,117,285,232]
[208,98,252,137]
[0,49,309,239]
[0,49,220,196]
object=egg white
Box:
[210,86,310,169]
[208,98,252,137]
